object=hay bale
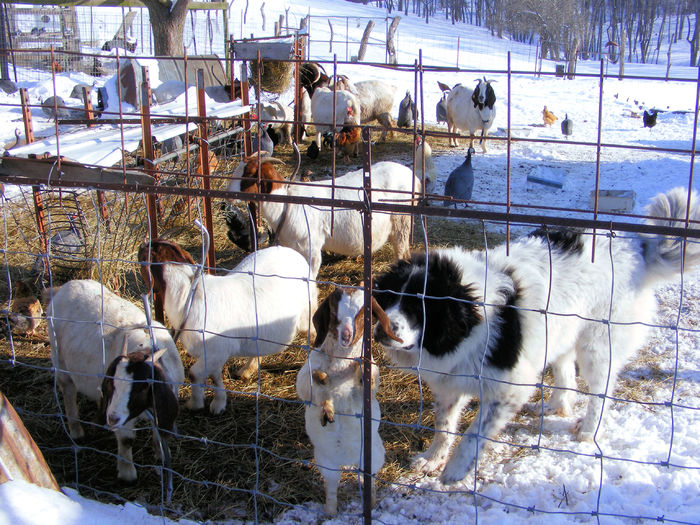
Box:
[249,60,293,94]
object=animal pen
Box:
[0,40,699,524]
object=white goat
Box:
[228,158,420,277]
[310,86,361,151]
[334,76,397,142]
[296,287,401,515]
[47,279,184,482]
[445,78,497,152]
[138,243,317,415]
[260,101,293,145]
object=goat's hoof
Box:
[208,399,227,416]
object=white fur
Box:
[260,101,293,145]
[47,279,184,482]
[375,187,699,485]
[228,161,420,277]
[161,246,317,415]
[296,288,384,515]
[446,80,496,151]
[310,86,361,150]
[335,77,397,141]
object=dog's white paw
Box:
[439,458,470,485]
[411,452,446,475]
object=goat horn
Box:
[289,142,301,182]
[150,347,168,363]
[120,331,129,357]
[371,296,403,343]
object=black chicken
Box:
[219,202,269,252]
[643,109,658,128]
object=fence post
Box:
[196,68,216,273]
[140,66,163,323]
[361,125,373,525]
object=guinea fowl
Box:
[643,109,658,128]
[444,147,475,207]
[561,114,573,138]
[397,90,417,128]
[251,122,274,154]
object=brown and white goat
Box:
[296,287,402,514]
[228,157,420,277]
[46,279,184,482]
[138,240,316,415]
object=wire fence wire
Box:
[0,48,699,525]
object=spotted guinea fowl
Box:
[444,147,475,207]
[561,114,573,138]
[397,90,417,128]
[251,122,274,155]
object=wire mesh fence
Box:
[0,46,699,524]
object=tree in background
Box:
[142,0,191,56]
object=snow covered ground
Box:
[1,0,699,524]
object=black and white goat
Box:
[445,77,497,151]
[296,287,401,514]
[47,279,184,482]
[138,241,317,415]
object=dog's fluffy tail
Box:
[642,187,700,283]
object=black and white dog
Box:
[373,187,699,484]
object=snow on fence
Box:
[0,49,699,524]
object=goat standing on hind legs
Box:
[296,287,402,515]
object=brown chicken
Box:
[542,105,558,126]
[334,114,361,163]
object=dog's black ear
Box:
[373,258,416,308]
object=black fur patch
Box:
[487,277,523,370]
[374,253,481,357]
[529,227,584,256]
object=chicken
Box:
[643,109,658,129]
[542,105,558,127]
[397,90,417,128]
[444,146,475,207]
[219,202,269,252]
[561,114,573,138]
[334,115,361,163]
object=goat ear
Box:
[312,295,332,347]
[371,296,403,343]
[151,381,178,433]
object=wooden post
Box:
[197,69,216,273]
[140,66,163,323]
[357,20,375,62]
[386,16,400,65]
[240,61,252,156]
[20,88,49,260]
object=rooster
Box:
[333,109,361,163]
[542,105,558,127]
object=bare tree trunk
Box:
[619,27,625,79]
[666,39,672,80]
[688,6,700,67]
[143,0,190,56]
[386,16,400,64]
[260,2,265,31]
[357,20,375,61]
[567,37,579,79]
[328,19,334,53]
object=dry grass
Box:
[0,125,507,521]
